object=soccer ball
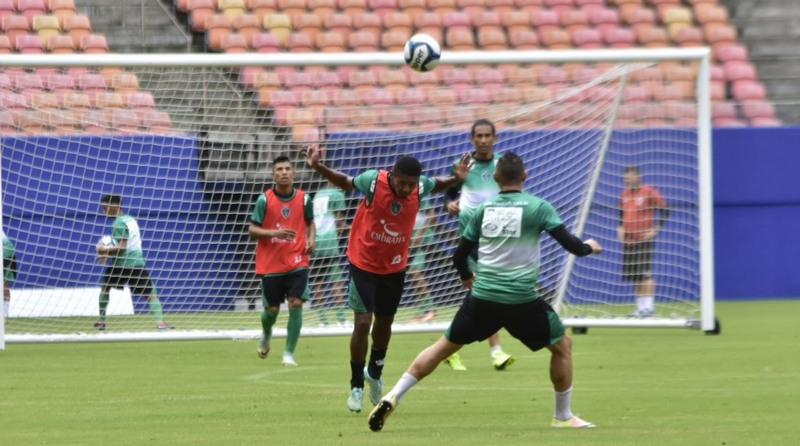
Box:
[98,235,117,247]
[404,33,441,72]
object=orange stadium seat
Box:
[232,13,261,47]
[397,0,426,18]
[648,0,681,18]
[18,110,50,134]
[446,28,475,51]
[62,14,90,48]
[408,70,439,93]
[381,30,407,51]
[560,9,589,34]
[603,27,635,47]
[572,28,603,48]
[636,26,668,47]
[381,106,408,130]
[331,89,363,106]
[589,8,620,33]
[323,13,352,43]
[2,15,31,48]
[110,108,141,133]
[48,34,75,53]
[30,91,59,109]
[414,12,443,43]
[139,110,174,133]
[428,0,456,17]
[0,110,17,133]
[705,24,737,54]
[622,6,654,33]
[308,0,336,16]
[49,109,81,133]
[473,10,502,33]
[0,34,11,53]
[221,33,248,52]
[673,26,703,46]
[205,14,232,51]
[61,91,91,110]
[477,28,507,50]
[457,0,486,17]
[513,0,542,14]
[443,11,471,32]
[247,0,276,25]
[348,69,378,90]
[188,0,216,32]
[364,88,393,106]
[694,3,728,31]
[487,0,514,15]
[81,109,111,133]
[348,30,378,52]
[368,0,397,19]
[382,12,412,40]
[502,10,531,35]
[276,0,306,20]
[352,12,382,42]
[293,13,323,43]
[541,29,571,49]
[251,32,280,51]
[427,88,457,105]
[252,70,282,94]
[49,0,77,26]
[531,10,560,37]
[285,32,314,52]
[509,29,539,49]
[395,87,426,106]
[339,0,367,18]
[316,31,345,52]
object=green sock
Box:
[261,310,278,340]
[148,298,164,323]
[99,292,109,321]
[285,307,303,354]
[335,307,346,324]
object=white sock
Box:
[3,301,8,318]
[640,296,655,312]
[554,386,573,421]
[389,372,419,404]
[490,344,503,357]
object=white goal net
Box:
[0,49,715,345]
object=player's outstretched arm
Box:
[301,145,355,192]
[547,225,602,256]
[432,153,472,193]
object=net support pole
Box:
[552,66,631,314]
[696,52,716,332]
[0,143,5,351]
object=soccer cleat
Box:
[492,350,515,370]
[364,367,384,405]
[281,352,298,366]
[93,321,106,331]
[156,322,174,330]
[347,387,364,413]
[368,394,398,432]
[551,416,596,428]
[257,334,271,359]
[444,353,467,371]
[628,308,655,318]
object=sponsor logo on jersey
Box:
[370,219,406,244]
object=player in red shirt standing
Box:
[249,155,316,366]
[618,165,669,317]
[303,145,470,413]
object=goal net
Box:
[0,49,714,345]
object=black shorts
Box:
[260,269,309,307]
[102,265,156,296]
[622,240,655,282]
[348,263,406,316]
[446,294,565,352]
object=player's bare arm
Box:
[301,145,355,192]
[306,221,316,254]
[432,153,471,193]
[249,222,297,240]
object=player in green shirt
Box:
[442,119,512,371]
[311,181,348,327]
[369,152,602,432]
[2,229,16,321]
[408,197,437,322]
[94,194,171,331]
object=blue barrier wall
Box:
[2,128,798,305]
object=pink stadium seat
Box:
[749,116,782,127]
[313,70,343,90]
[724,61,756,82]
[543,0,573,14]
[427,88,457,105]
[204,14,232,51]
[18,0,46,27]
[443,67,473,87]
[572,28,603,48]
[0,34,11,53]
[477,28,507,50]
[352,12,382,41]
[474,67,505,87]
[339,0,367,17]
[458,87,491,105]
[589,8,620,33]
[348,70,377,89]
[45,72,76,93]
[513,0,543,14]
[285,32,314,52]
[110,108,141,133]
[3,15,31,48]
[80,34,108,53]
[539,65,568,86]
[457,0,486,17]
[140,110,174,133]
[540,29,571,49]
[323,13,353,43]
[127,91,156,109]
[61,91,91,110]
[716,43,748,64]
[247,0,276,23]
[0,0,13,22]
[395,87,426,106]
[16,33,44,53]
[251,33,280,52]
[232,13,261,47]
[293,13,322,43]
[381,30,407,51]
[559,9,589,33]
[428,0,456,16]
[17,110,50,134]
[732,80,766,101]
[300,89,331,108]
[368,0,397,18]
[81,109,111,133]
[397,0,426,17]
[364,88,393,106]
[62,13,90,48]
[636,26,668,47]
[530,10,560,38]
[0,92,29,109]
[408,70,439,92]
[740,101,777,120]
[575,0,604,11]
[472,11,502,33]
[283,70,313,91]
[48,34,76,53]
[317,31,345,52]
[13,70,43,90]
[0,110,17,133]
[623,84,650,102]
[443,11,471,32]
[221,33,248,52]
[509,29,539,49]
[446,28,476,50]
[0,72,11,91]
[414,12,443,43]
[623,7,655,32]
[502,10,531,35]
[348,31,378,52]
[414,106,445,127]
[673,26,703,46]
[188,0,216,32]
[331,89,363,106]
[381,106,409,130]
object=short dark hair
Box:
[471,119,496,137]
[393,156,422,177]
[495,152,525,184]
[624,165,640,175]
[272,155,292,167]
[100,194,121,206]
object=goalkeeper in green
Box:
[369,152,601,432]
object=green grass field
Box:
[2,300,798,446]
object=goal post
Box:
[0,48,714,345]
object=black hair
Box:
[272,155,293,167]
[471,119,496,137]
[495,152,525,184]
[100,194,121,206]
[393,156,422,177]
[624,165,641,174]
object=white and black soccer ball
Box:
[403,33,441,72]
[98,235,117,248]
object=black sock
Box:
[350,361,365,389]
[367,347,386,380]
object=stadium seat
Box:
[457,0,486,18]
[381,30,407,51]
[443,67,473,88]
[124,91,155,110]
[705,24,737,54]
[673,25,703,46]
[413,106,445,128]
[380,106,409,130]
[46,109,79,134]
[443,11,471,32]
[472,11,502,34]
[381,12,412,40]
[17,110,49,134]
[139,110,174,133]
[276,0,306,20]
[95,92,125,115]
[716,43,748,64]
[397,0,426,18]
[348,30,378,52]
[732,80,766,101]
[572,28,603,48]
[292,13,322,43]
[187,0,216,32]
[368,0,397,18]
[539,65,568,87]
[330,88,363,107]
[446,28,475,51]
[0,72,10,91]
[306,0,336,17]
[49,0,77,26]
[530,10,560,38]
[408,70,439,92]
[509,29,539,49]
[352,12,382,42]
[251,32,280,52]
[221,33,248,52]
[81,109,111,133]
[16,33,44,53]
[110,108,141,133]
[219,0,246,19]
[575,0,604,10]
[0,34,11,53]
[44,71,75,93]
[0,0,13,23]
[17,0,46,27]
[48,34,75,53]
[300,89,331,110]
[623,6,655,33]
[740,100,775,119]
[477,28,507,50]
[339,0,367,17]
[502,10,531,35]
[348,70,377,90]
[589,8,620,33]
[323,13,352,43]
[0,110,17,133]
[263,15,291,47]
[0,92,29,109]
[32,14,60,44]
[560,9,589,34]
[513,0,543,14]
[458,88,491,106]
[648,0,681,18]
[316,31,345,52]
[543,0,573,14]
[283,70,313,91]
[603,27,635,47]
[414,12,443,43]
[248,0,276,22]
[232,13,261,47]
[662,6,693,40]
[364,88,393,106]
[2,15,31,49]
[428,0,456,17]
[204,14,232,51]
[636,26,669,47]
[30,91,59,109]
[540,29,571,49]
[694,3,728,31]
[427,88,458,105]
[394,87,425,106]
[312,70,342,90]
[724,61,756,83]
[62,14,90,48]
[80,34,108,53]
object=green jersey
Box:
[111,214,146,267]
[313,187,346,258]
[463,191,563,304]
[453,155,500,234]
[3,233,16,281]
